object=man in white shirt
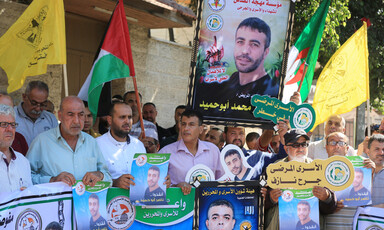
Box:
[308,115,355,160]
[97,102,146,189]
[0,104,32,193]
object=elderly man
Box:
[96,102,146,189]
[325,132,374,209]
[205,127,225,149]
[0,92,28,155]
[308,115,355,160]
[142,129,160,153]
[0,104,32,192]
[142,102,170,143]
[366,134,384,206]
[123,91,158,140]
[15,81,58,145]
[159,109,224,194]
[27,96,111,186]
[263,129,337,230]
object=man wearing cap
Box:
[142,131,160,153]
[96,102,146,189]
[263,129,337,230]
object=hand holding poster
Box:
[130,153,170,205]
[279,189,320,230]
[335,156,372,206]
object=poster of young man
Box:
[72,181,110,230]
[192,0,291,123]
[198,185,258,230]
[219,144,254,181]
[279,189,320,230]
[130,154,170,206]
[335,156,372,206]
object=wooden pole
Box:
[297,63,308,92]
[132,76,145,138]
[63,64,69,96]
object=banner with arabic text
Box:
[0,182,73,230]
[192,0,291,124]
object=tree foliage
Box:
[293,0,384,112]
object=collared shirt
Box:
[26,126,112,184]
[308,138,356,160]
[159,139,225,185]
[15,103,58,145]
[372,168,384,205]
[0,148,32,193]
[96,131,146,179]
[130,120,158,140]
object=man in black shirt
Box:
[144,165,167,205]
[89,193,108,230]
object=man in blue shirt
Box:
[27,96,111,186]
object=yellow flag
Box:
[0,0,66,93]
[311,23,369,131]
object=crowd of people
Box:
[0,80,383,229]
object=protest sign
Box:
[335,156,372,206]
[251,95,316,132]
[267,156,354,191]
[196,181,260,230]
[279,189,320,230]
[219,144,254,181]
[72,181,110,230]
[0,182,73,230]
[130,153,170,206]
[185,164,215,183]
[191,0,292,124]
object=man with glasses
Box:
[0,104,32,192]
[263,129,337,229]
[15,81,58,145]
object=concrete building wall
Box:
[0,2,192,128]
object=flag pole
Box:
[367,99,371,136]
[297,62,309,92]
[63,64,69,96]
[132,76,145,138]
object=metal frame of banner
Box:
[193,180,262,230]
[186,0,296,129]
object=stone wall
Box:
[0,2,192,127]
[113,25,192,128]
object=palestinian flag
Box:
[78,0,134,116]
[282,0,330,103]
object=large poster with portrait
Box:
[195,181,260,229]
[191,0,292,124]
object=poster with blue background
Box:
[130,153,170,206]
[198,185,258,230]
[335,156,372,206]
[279,189,319,230]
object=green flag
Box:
[282,0,330,103]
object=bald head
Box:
[325,132,349,157]
[58,96,85,138]
[0,94,13,107]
